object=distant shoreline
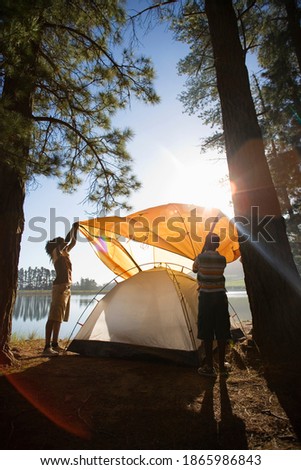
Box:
[17,286,247,295]
[16,289,107,295]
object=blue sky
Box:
[19,2,235,284]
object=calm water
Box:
[12,293,101,341]
[12,291,252,341]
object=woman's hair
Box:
[45,237,64,257]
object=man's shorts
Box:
[197,291,231,341]
[48,284,71,323]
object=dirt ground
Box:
[1,338,301,450]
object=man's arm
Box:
[192,256,199,273]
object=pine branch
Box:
[128,0,178,20]
[32,114,112,189]
[43,22,156,102]
[44,22,125,74]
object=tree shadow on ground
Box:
[0,353,251,450]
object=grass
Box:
[226,278,246,290]
[11,330,41,344]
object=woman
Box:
[43,222,79,356]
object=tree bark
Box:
[0,0,47,364]
[0,26,37,364]
[205,0,301,361]
[0,164,25,364]
[284,0,301,74]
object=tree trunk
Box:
[0,0,46,364]
[205,0,301,361]
[284,0,301,74]
[0,164,25,364]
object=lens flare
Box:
[6,369,91,440]
[95,236,109,254]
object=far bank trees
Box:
[17,267,99,291]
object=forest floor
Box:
[1,338,301,451]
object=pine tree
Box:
[0,0,159,364]
[157,0,301,360]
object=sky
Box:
[19,2,238,285]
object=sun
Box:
[167,150,233,216]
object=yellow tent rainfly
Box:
[78,203,240,278]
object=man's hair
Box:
[45,237,64,257]
[204,232,220,250]
[207,233,220,244]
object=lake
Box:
[12,291,252,341]
[12,293,101,341]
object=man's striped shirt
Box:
[193,250,226,292]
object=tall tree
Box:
[283,0,301,73]
[254,0,301,228]
[157,0,301,360]
[0,0,159,364]
[205,0,301,360]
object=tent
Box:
[68,203,241,365]
[68,267,201,366]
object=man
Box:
[43,221,79,356]
[193,232,231,377]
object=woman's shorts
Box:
[48,284,71,323]
[197,291,231,341]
